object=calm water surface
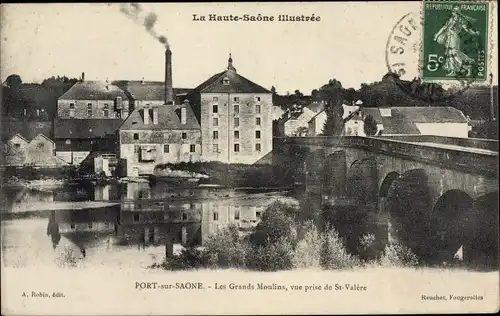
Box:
[1,181,296,268]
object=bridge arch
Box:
[385,168,433,258]
[379,172,401,198]
[471,192,499,268]
[323,150,347,197]
[429,190,475,264]
[346,157,378,205]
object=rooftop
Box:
[54,119,123,139]
[58,80,128,101]
[120,102,200,131]
[1,120,53,142]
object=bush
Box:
[321,225,361,269]
[292,221,322,269]
[379,241,419,267]
[203,224,249,269]
[250,201,298,247]
[247,237,295,271]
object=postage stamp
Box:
[422,1,489,82]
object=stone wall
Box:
[58,99,130,119]
[199,92,273,164]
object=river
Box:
[1,180,296,269]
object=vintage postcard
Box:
[1,1,498,315]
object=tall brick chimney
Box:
[165,47,173,105]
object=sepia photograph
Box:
[1,2,498,315]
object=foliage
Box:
[203,224,249,269]
[363,114,378,136]
[249,201,298,247]
[320,225,361,269]
[468,120,498,140]
[2,165,79,180]
[247,237,295,271]
[292,221,322,269]
[379,241,419,267]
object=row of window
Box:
[212,130,261,139]
[163,144,196,153]
[213,143,261,153]
[212,104,261,114]
[212,96,261,103]
[133,132,189,140]
[212,117,261,127]
[68,103,119,118]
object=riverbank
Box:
[154,162,292,188]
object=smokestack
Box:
[81,72,85,82]
[165,47,173,105]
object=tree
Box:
[363,114,378,136]
[319,79,345,136]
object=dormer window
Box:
[222,77,230,85]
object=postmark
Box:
[421,1,489,82]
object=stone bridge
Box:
[273,136,499,266]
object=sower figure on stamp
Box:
[433,7,480,77]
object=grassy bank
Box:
[154,162,294,188]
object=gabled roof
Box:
[309,110,326,123]
[190,69,271,94]
[54,119,123,139]
[306,101,325,113]
[119,103,200,131]
[111,80,192,101]
[381,118,421,135]
[58,80,128,101]
[1,120,53,142]
[390,106,468,123]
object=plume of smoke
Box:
[119,3,169,48]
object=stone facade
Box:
[57,99,130,119]
[199,92,273,164]
[119,126,201,176]
[3,134,66,167]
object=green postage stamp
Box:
[422,1,489,81]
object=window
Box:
[213,105,218,114]
[234,97,239,102]
[255,131,261,139]
[234,143,240,152]
[182,213,188,221]
[235,211,240,220]
[133,213,140,223]
[213,212,219,221]
[213,96,218,102]
[14,143,21,148]
[87,103,92,117]
[65,139,71,145]
[190,144,196,153]
[223,77,230,85]
[234,131,239,139]
[69,103,75,109]
[256,96,261,102]
[70,222,75,229]
[255,104,261,113]
[234,117,239,127]
[133,133,139,140]
[164,144,169,153]
[182,132,187,139]
[88,222,93,229]
[256,211,261,218]
[213,144,219,152]
[256,117,261,126]
[213,131,218,139]
[233,104,239,114]
[104,103,109,109]
[103,109,109,118]
[255,143,261,152]
[104,222,110,229]
[213,117,218,126]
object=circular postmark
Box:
[386,8,486,104]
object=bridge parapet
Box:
[372,135,499,152]
[275,136,498,178]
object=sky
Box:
[1,2,497,94]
